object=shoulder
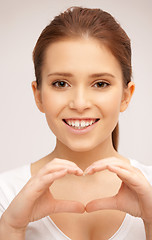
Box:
[130,159,152,184]
[0,165,31,209]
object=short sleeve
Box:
[0,181,10,218]
[0,165,31,218]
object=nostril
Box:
[68,96,92,111]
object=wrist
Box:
[143,221,152,240]
[0,214,26,240]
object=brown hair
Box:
[33,6,132,151]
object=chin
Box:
[65,141,98,153]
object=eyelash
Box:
[52,80,70,88]
[51,80,110,89]
[93,81,110,88]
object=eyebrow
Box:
[48,72,73,77]
[47,72,115,78]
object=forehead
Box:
[43,38,122,79]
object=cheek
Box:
[95,90,122,117]
[42,91,67,117]
[41,91,70,136]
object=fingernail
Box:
[80,169,84,174]
[75,168,83,175]
[83,168,90,175]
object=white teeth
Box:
[75,121,79,127]
[80,121,86,127]
[68,120,72,126]
[65,119,97,129]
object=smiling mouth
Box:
[63,118,100,129]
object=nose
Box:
[69,87,91,112]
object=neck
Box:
[51,136,120,171]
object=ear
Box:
[31,81,45,113]
[120,81,135,112]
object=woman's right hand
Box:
[1,158,85,232]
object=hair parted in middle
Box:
[33,6,133,151]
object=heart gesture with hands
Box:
[2,157,152,236]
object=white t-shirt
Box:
[0,159,152,240]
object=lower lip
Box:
[63,120,99,135]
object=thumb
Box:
[86,196,117,213]
[54,200,85,214]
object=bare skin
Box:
[1,153,152,240]
[29,153,127,240]
[30,152,152,240]
[1,38,152,239]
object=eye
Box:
[52,80,70,88]
[93,81,110,88]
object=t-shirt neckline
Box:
[29,158,135,239]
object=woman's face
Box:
[32,38,134,152]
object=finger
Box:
[107,165,150,194]
[38,162,83,176]
[44,165,83,176]
[51,158,79,167]
[108,165,131,180]
[84,157,120,171]
[108,165,139,183]
[86,196,117,213]
[25,169,69,198]
[30,166,84,198]
[34,198,85,220]
[84,158,132,175]
[46,158,80,170]
[54,199,85,214]
[38,164,83,177]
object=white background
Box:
[0,0,152,173]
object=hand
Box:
[85,157,152,224]
[2,158,85,230]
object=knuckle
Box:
[43,163,50,171]
[131,171,139,181]
[50,171,59,180]
[51,158,58,163]
[92,161,98,166]
[72,162,78,167]
[133,167,142,174]
[52,157,64,163]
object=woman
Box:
[0,6,152,240]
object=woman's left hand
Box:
[85,157,152,224]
